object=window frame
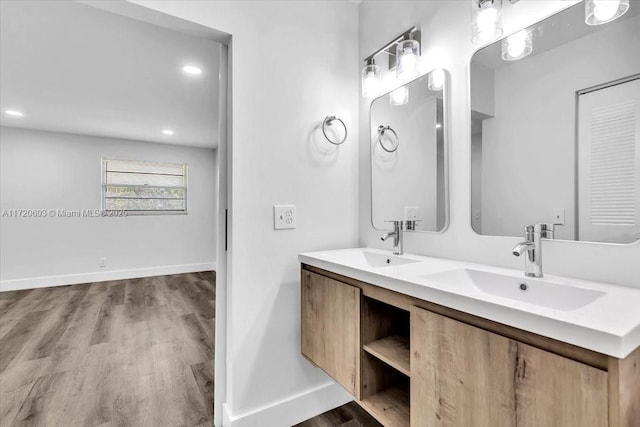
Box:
[101,158,188,216]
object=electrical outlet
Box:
[553,208,565,225]
[274,205,296,230]
[405,206,419,221]
[99,257,107,268]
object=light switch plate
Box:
[553,208,565,225]
[405,206,419,220]
[274,205,296,230]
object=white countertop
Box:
[299,248,640,359]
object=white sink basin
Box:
[306,248,421,269]
[422,268,606,311]
[358,251,420,268]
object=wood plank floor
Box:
[294,402,382,427]
[0,272,215,427]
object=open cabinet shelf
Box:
[360,297,411,427]
[359,385,410,427]
[363,335,410,377]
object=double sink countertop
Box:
[299,248,640,359]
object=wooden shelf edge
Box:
[363,335,411,377]
[357,386,410,427]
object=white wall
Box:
[359,0,640,288]
[481,16,640,239]
[0,126,217,288]
[471,131,482,233]
[470,61,494,116]
[130,1,360,426]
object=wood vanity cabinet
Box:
[301,269,361,398]
[411,306,608,427]
[300,265,640,427]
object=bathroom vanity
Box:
[299,249,640,427]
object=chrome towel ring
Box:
[378,125,399,152]
[322,115,348,145]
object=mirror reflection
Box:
[470,2,640,244]
[371,70,448,232]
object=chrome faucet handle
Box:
[539,223,556,239]
[521,224,555,239]
[405,219,421,231]
[521,224,535,241]
[384,220,404,229]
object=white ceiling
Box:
[0,1,220,148]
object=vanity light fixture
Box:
[162,129,174,135]
[471,0,504,44]
[585,0,629,25]
[182,65,202,75]
[361,27,420,98]
[501,29,532,61]
[390,86,409,106]
[4,109,24,117]
[427,69,445,91]
[362,58,382,99]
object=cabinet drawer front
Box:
[301,270,360,397]
[410,306,608,427]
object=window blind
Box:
[103,159,187,213]
[589,101,636,225]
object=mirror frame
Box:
[467,2,640,247]
[370,68,450,233]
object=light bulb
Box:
[585,0,629,25]
[182,65,202,75]
[428,69,445,91]
[396,39,420,81]
[390,86,409,106]
[501,30,532,61]
[471,0,503,44]
[398,52,417,77]
[477,8,498,42]
[363,75,377,96]
[507,32,526,57]
[362,62,381,99]
[593,0,620,21]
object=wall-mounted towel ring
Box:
[322,115,348,145]
[378,125,399,152]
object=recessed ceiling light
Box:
[182,65,202,75]
[162,129,174,135]
[5,109,24,117]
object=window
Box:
[102,159,187,214]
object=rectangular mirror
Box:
[371,70,449,232]
[470,1,640,244]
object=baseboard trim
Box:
[221,381,352,427]
[0,262,217,292]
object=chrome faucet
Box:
[512,224,555,278]
[381,220,404,255]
